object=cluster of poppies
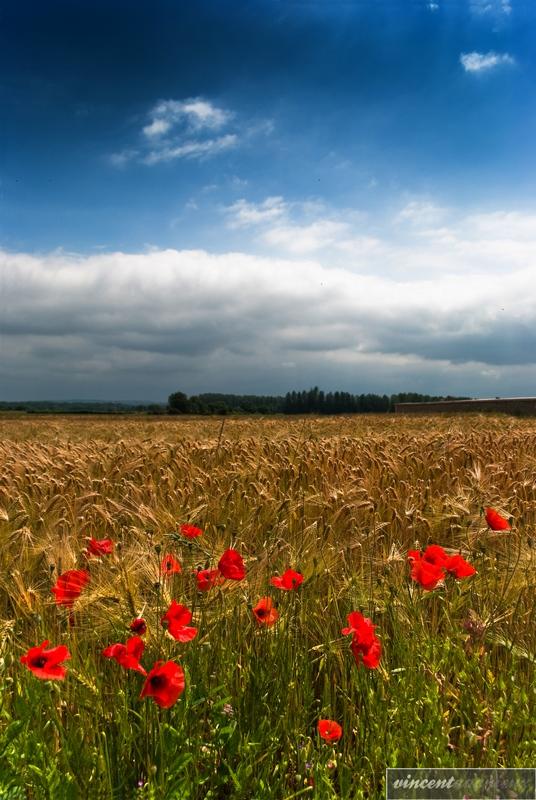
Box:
[408,545,476,591]
[406,506,511,591]
[101,603,195,707]
[20,506,511,719]
[20,525,310,709]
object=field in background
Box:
[0,414,535,799]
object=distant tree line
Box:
[167,388,468,416]
[0,401,166,415]
[0,391,468,417]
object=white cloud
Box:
[226,197,287,228]
[110,97,263,166]
[460,51,515,73]
[225,197,361,254]
[469,0,511,16]
[143,98,232,139]
[143,134,238,165]
[396,201,448,228]
[142,119,172,138]
[261,219,351,254]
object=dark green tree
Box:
[167,391,190,414]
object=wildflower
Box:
[218,548,245,581]
[102,636,146,675]
[421,544,449,566]
[85,537,114,557]
[140,660,185,708]
[351,636,382,669]
[408,552,445,590]
[252,597,279,626]
[129,617,147,635]
[463,612,486,639]
[270,568,304,591]
[195,568,224,592]
[161,554,182,576]
[410,558,445,590]
[342,611,377,647]
[180,524,203,539]
[409,545,476,585]
[317,719,342,743]
[161,600,198,641]
[20,640,71,680]
[51,569,90,607]
[485,507,511,531]
[445,554,477,579]
[342,611,382,669]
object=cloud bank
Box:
[2,203,536,400]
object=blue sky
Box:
[2,0,536,401]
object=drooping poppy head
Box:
[180,524,203,539]
[270,569,304,591]
[51,569,90,607]
[445,554,477,579]
[351,636,382,670]
[140,660,185,708]
[409,554,445,591]
[161,600,198,642]
[252,597,279,626]
[129,617,147,635]
[102,636,146,675]
[485,507,511,531]
[85,537,114,557]
[161,554,182,576]
[341,611,376,648]
[218,548,246,581]
[195,568,224,592]
[317,719,342,743]
[20,640,71,680]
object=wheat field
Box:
[0,413,534,799]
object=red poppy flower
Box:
[252,597,279,626]
[341,611,377,648]
[342,611,382,669]
[140,660,185,708]
[217,548,245,581]
[161,600,198,642]
[20,640,71,680]
[129,617,147,635]
[51,569,90,607]
[351,635,382,669]
[317,719,342,743]
[195,568,224,592]
[270,568,304,591]
[180,524,203,539]
[409,556,445,590]
[445,554,477,579]
[422,544,449,566]
[102,636,146,675]
[85,537,114,557]
[485,507,511,531]
[161,554,182,576]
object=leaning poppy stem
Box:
[155,547,165,651]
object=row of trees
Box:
[168,389,468,416]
